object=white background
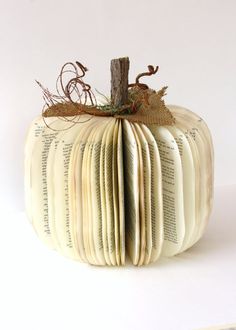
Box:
[0,1,236,329]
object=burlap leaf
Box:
[42,86,175,126]
[115,86,175,125]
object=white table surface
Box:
[1,185,235,330]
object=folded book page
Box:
[25,103,213,265]
[30,118,74,248]
[148,126,185,257]
[133,123,152,265]
[117,120,125,265]
[168,126,196,252]
[168,105,214,246]
[140,124,163,263]
[122,119,140,265]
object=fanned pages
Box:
[117,120,125,265]
[131,123,146,266]
[25,104,213,266]
[168,105,214,246]
[30,118,71,248]
[140,124,163,263]
[104,119,117,265]
[112,120,121,265]
[133,123,152,265]
[53,116,97,259]
[148,126,185,257]
[24,116,54,224]
[69,119,102,262]
[168,126,195,252]
[90,118,111,265]
[122,119,140,265]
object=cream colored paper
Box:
[131,123,145,266]
[112,120,120,265]
[133,123,152,265]
[30,118,70,248]
[148,126,185,257]
[117,120,125,265]
[168,126,196,252]
[104,119,117,265]
[140,124,164,263]
[169,105,214,247]
[69,118,103,262]
[122,119,140,265]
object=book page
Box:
[177,128,200,249]
[141,124,164,263]
[184,128,207,245]
[47,118,90,256]
[24,116,56,224]
[46,133,61,251]
[148,125,185,257]
[81,120,106,265]
[112,120,120,265]
[69,118,102,263]
[168,126,196,252]
[100,123,112,265]
[133,123,152,265]
[30,118,70,248]
[90,117,113,265]
[168,105,214,245]
[131,123,145,266]
[52,116,96,260]
[104,119,117,265]
[122,119,140,265]
[117,120,125,265]
[82,126,96,264]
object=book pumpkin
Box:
[24,57,214,266]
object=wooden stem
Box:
[110,57,130,107]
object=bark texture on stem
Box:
[110,57,130,107]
